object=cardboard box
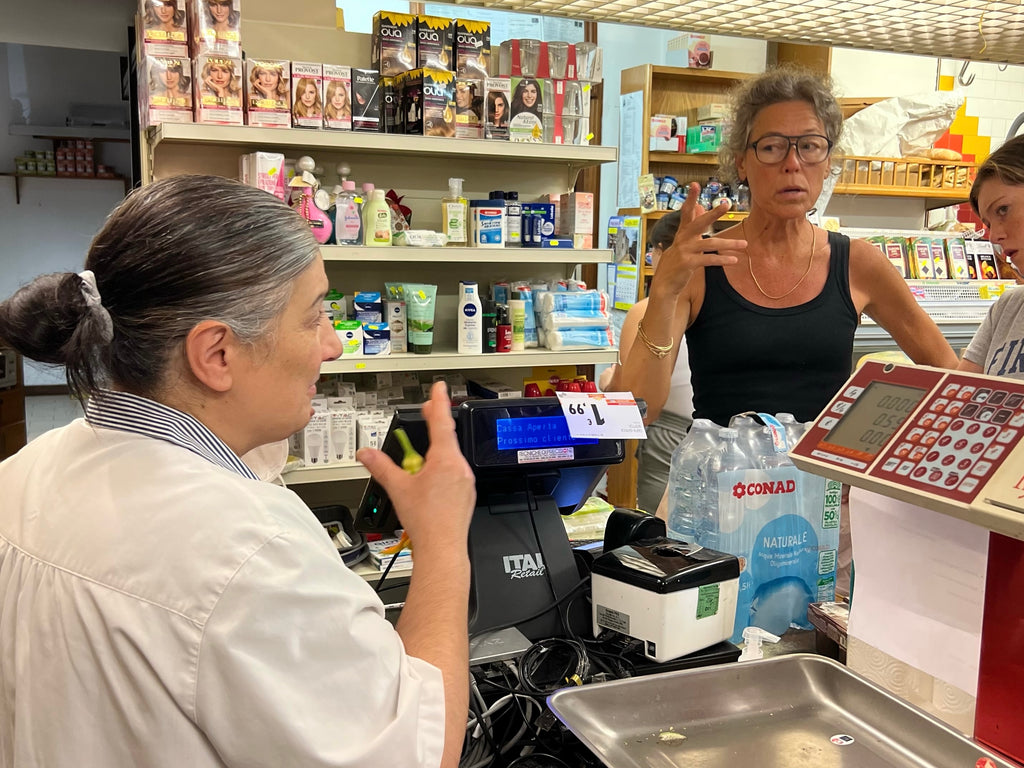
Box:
[323,64,352,130]
[686,122,722,153]
[189,0,240,57]
[386,300,408,353]
[509,76,544,143]
[327,404,357,464]
[454,77,483,139]
[143,53,194,127]
[194,53,243,125]
[416,14,455,70]
[381,76,399,133]
[140,0,188,55]
[697,102,728,123]
[455,19,490,79]
[558,192,594,236]
[291,61,324,128]
[351,68,381,132]
[372,11,417,77]
[245,58,290,128]
[484,77,510,140]
[239,151,286,201]
[687,33,713,69]
[468,378,522,399]
[399,67,455,137]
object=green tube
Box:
[402,283,438,354]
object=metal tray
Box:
[547,654,1015,768]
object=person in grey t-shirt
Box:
[960,134,1024,378]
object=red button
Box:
[951,420,965,431]
[927,451,941,462]
[920,414,935,428]
[966,423,980,435]
[929,469,944,482]
[958,458,973,470]
[971,442,985,454]
[945,473,960,487]
[947,403,962,415]
[941,454,956,466]
[913,466,928,478]
[983,426,999,438]
[955,439,968,450]
[911,448,927,462]
[939,435,952,447]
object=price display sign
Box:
[556,392,647,440]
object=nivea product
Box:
[362,323,391,355]
[458,281,483,354]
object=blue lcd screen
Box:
[495,416,598,451]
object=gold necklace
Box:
[741,220,817,301]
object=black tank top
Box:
[686,230,858,426]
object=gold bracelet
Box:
[636,320,674,360]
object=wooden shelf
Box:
[321,348,617,375]
[832,184,970,202]
[321,246,613,264]
[646,66,753,86]
[282,462,369,485]
[648,152,721,165]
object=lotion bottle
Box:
[442,177,469,247]
[364,188,392,247]
[457,281,483,354]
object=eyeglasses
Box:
[748,134,833,165]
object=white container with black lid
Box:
[590,537,740,663]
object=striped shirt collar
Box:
[85,389,259,481]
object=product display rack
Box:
[321,246,613,264]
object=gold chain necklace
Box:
[741,220,817,301]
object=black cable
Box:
[469,576,589,641]
[505,753,572,768]
[374,545,407,593]
[518,638,589,697]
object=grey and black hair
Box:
[970,134,1024,216]
[718,65,843,185]
[647,210,682,250]
[0,175,319,401]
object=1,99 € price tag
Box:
[556,392,647,440]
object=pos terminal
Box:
[356,397,627,640]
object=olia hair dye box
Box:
[381,76,399,133]
[140,0,188,56]
[142,54,194,127]
[194,53,243,124]
[188,0,241,58]
[372,11,417,77]
[323,64,352,130]
[244,58,290,128]
[483,77,510,140]
[291,62,324,129]
[400,68,455,137]
[351,69,381,132]
[416,14,455,70]
[455,19,490,79]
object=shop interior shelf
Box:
[648,152,721,165]
[282,462,369,485]
[320,348,617,375]
[321,246,613,264]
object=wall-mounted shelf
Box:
[282,462,370,485]
[321,348,617,375]
[0,172,127,204]
[648,152,721,166]
[322,246,614,264]
[9,124,130,142]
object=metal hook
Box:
[998,63,1009,72]
[958,60,976,86]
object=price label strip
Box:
[556,391,647,440]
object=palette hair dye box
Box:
[455,19,490,79]
[351,68,381,132]
[323,64,352,130]
[372,10,417,77]
[416,14,455,70]
[291,61,324,128]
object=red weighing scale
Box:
[790,360,1024,765]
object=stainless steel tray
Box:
[547,654,1014,768]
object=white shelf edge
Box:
[9,124,130,141]
[282,462,370,485]
[321,348,618,374]
[321,246,613,264]
[149,123,617,166]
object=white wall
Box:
[830,48,938,97]
[940,59,1024,150]
[0,0,135,53]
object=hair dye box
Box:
[400,68,455,137]
[323,64,352,130]
[484,77,510,140]
[245,58,290,127]
[454,77,483,139]
[291,61,324,128]
[194,54,243,124]
[188,0,241,57]
[455,19,490,79]
[381,76,399,133]
[140,0,189,55]
[351,68,381,132]
[142,53,194,127]
[416,14,455,70]
[372,11,417,77]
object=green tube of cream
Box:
[402,283,438,354]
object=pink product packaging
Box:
[291,62,324,128]
[239,152,286,201]
[245,58,290,128]
[189,0,241,57]
[143,54,194,127]
[140,0,189,56]
[194,53,243,125]
[323,64,352,130]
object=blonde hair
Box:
[324,80,351,119]
[201,59,240,97]
[292,78,324,118]
[249,63,289,100]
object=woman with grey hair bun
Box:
[0,175,475,768]
[621,65,957,431]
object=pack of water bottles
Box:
[666,412,841,644]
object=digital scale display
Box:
[823,381,928,458]
[496,416,598,451]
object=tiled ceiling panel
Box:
[448,0,1024,65]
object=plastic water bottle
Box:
[776,413,806,453]
[732,415,773,470]
[666,419,719,541]
[697,427,753,551]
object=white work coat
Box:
[0,391,444,767]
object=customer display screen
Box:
[824,381,927,457]
[496,416,598,451]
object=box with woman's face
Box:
[189,0,240,57]
[484,77,510,141]
[291,61,324,128]
[141,0,188,50]
[245,58,290,128]
[372,11,416,77]
[416,15,454,70]
[323,64,352,131]
[194,53,242,125]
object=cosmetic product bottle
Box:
[482,299,497,353]
[457,281,483,354]
[442,177,469,247]
[364,188,392,247]
[496,303,512,352]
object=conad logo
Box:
[732,479,796,499]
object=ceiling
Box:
[449,0,1024,66]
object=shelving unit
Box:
[320,348,617,375]
[282,462,370,486]
[321,246,613,264]
[1,173,128,205]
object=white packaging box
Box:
[385,385,405,403]
[371,372,393,390]
[327,404,357,464]
[323,64,352,130]
[245,58,291,128]
[356,414,390,451]
[291,61,324,128]
[194,53,244,125]
[143,53,194,128]
[386,301,408,353]
[559,192,594,236]
[295,405,331,466]
[396,371,419,388]
[239,151,286,201]
[336,381,357,397]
